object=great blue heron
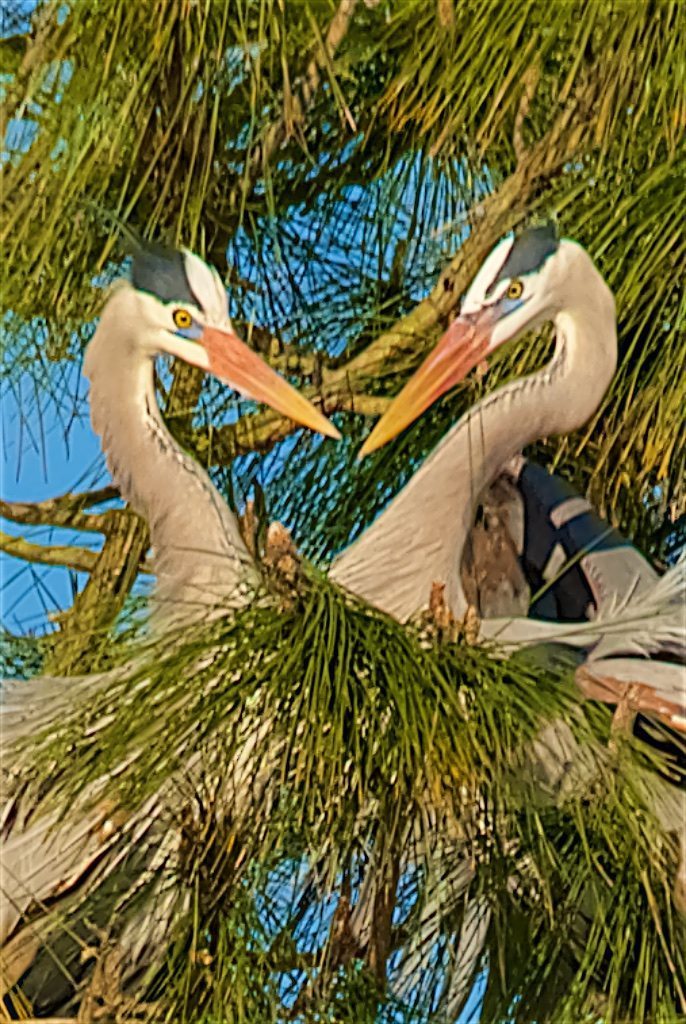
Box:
[85,244,339,626]
[331,227,684,725]
[333,227,653,621]
[331,226,685,1009]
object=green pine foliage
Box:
[9,577,686,1021]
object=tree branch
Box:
[367,852,400,993]
[253,0,358,165]
[1,487,120,533]
[1,530,98,575]
[44,511,149,675]
[513,64,540,163]
[0,529,152,577]
[575,665,686,736]
[437,0,455,29]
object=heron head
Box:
[128,245,340,439]
[358,225,571,456]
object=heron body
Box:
[332,226,686,1005]
[84,246,338,626]
[333,226,684,732]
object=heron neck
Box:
[331,299,617,622]
[85,312,258,627]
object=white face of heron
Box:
[357,226,571,456]
[121,245,340,439]
[130,248,233,370]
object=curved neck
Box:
[85,303,258,627]
[331,299,617,622]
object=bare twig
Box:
[575,665,686,735]
[44,512,149,675]
[332,394,391,417]
[437,0,455,29]
[289,875,362,1016]
[0,529,152,577]
[675,833,686,917]
[367,853,400,992]
[607,684,641,755]
[262,521,304,606]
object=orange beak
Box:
[202,326,340,440]
[357,309,496,458]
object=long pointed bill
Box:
[202,326,340,440]
[357,309,496,458]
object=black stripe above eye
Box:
[131,243,204,311]
[486,224,559,296]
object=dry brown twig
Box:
[437,0,455,29]
[513,64,541,163]
[262,522,303,606]
[575,665,686,736]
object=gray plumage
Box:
[486,223,559,294]
[131,243,203,310]
[331,237,671,656]
[331,230,686,1005]
[1,247,334,970]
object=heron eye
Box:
[506,279,524,300]
[173,308,193,330]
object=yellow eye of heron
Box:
[173,308,193,330]
[506,280,524,300]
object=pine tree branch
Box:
[1,491,148,672]
[3,2,63,119]
[367,853,400,993]
[1,529,98,575]
[0,529,152,577]
[513,64,540,163]
[243,0,358,187]
[44,510,149,675]
[0,487,120,533]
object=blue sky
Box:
[1,374,107,632]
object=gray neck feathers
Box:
[331,296,617,622]
[85,301,258,627]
